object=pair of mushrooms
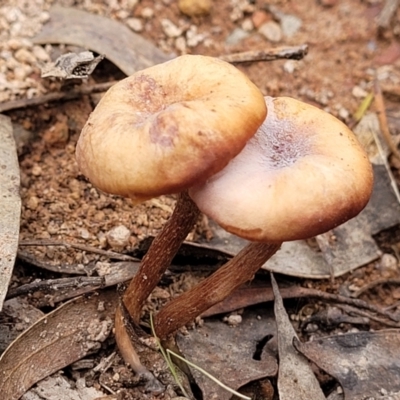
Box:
[76,55,373,341]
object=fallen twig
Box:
[1,46,308,113]
[376,0,400,28]
[17,250,88,275]
[202,284,400,322]
[6,276,105,300]
[0,81,114,113]
[19,239,138,262]
[219,44,308,63]
[374,79,400,161]
[352,278,400,298]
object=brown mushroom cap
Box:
[75,55,267,202]
[189,96,374,243]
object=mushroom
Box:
[153,96,374,338]
[75,55,267,325]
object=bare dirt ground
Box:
[1,0,400,399]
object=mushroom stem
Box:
[154,241,281,338]
[123,191,200,324]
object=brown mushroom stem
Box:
[122,191,200,324]
[154,241,281,338]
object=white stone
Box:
[126,17,143,32]
[14,48,36,64]
[106,225,131,248]
[32,45,50,62]
[141,7,154,18]
[241,18,254,32]
[280,14,302,38]
[224,314,242,326]
[258,21,282,42]
[161,19,183,38]
[352,85,368,98]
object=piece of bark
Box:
[0,115,21,311]
[33,6,174,77]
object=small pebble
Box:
[14,48,36,64]
[283,60,297,74]
[31,165,42,177]
[258,21,282,42]
[178,0,211,17]
[229,7,243,22]
[112,373,120,382]
[126,17,143,32]
[378,253,398,272]
[186,25,206,47]
[141,7,154,18]
[13,65,32,81]
[338,107,350,120]
[26,196,39,210]
[106,225,131,248]
[32,45,50,62]
[78,228,91,240]
[280,14,302,38]
[352,85,368,98]
[161,18,183,38]
[225,28,250,46]
[241,18,254,32]
[224,314,242,326]
[116,10,130,19]
[4,7,23,23]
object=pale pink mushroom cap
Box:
[75,55,266,203]
[189,96,374,243]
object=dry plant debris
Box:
[0,115,20,310]
[295,330,400,399]
[271,274,326,400]
[0,290,117,400]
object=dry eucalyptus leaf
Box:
[33,6,174,76]
[271,274,326,400]
[294,329,400,400]
[21,375,105,400]
[41,51,104,80]
[0,115,21,311]
[176,308,278,400]
[0,290,118,400]
[0,298,44,353]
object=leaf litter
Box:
[0,115,21,311]
[0,290,117,400]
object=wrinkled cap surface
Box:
[75,55,267,202]
[189,96,374,243]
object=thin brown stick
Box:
[201,283,400,322]
[6,276,104,300]
[154,241,281,338]
[352,278,400,298]
[376,0,400,28]
[0,81,114,113]
[17,250,88,275]
[374,79,400,161]
[219,44,308,63]
[1,47,308,113]
[337,304,400,328]
[123,192,200,324]
[19,239,138,262]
